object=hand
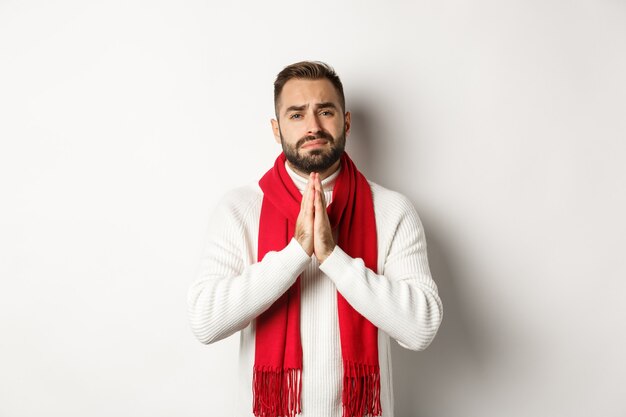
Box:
[294,173,315,256]
[313,173,336,263]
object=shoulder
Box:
[367,181,428,261]
[211,182,263,224]
[368,180,418,220]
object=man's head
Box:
[273,61,346,116]
[271,61,351,177]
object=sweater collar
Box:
[284,161,341,194]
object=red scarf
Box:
[255,153,381,417]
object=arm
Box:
[319,196,443,351]
[187,191,311,345]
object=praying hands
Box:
[294,172,336,263]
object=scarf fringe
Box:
[342,361,382,417]
[253,367,302,417]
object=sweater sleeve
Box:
[187,190,311,345]
[318,194,443,351]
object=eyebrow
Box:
[284,102,339,114]
[316,102,338,110]
[285,105,307,113]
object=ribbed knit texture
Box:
[188,163,443,417]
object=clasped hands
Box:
[294,172,336,263]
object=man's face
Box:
[271,78,351,176]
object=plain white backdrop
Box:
[1,1,625,416]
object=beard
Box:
[280,129,346,174]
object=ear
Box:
[344,111,351,137]
[271,118,281,144]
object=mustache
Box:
[296,131,334,149]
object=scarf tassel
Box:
[342,361,382,417]
[253,367,302,417]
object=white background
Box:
[1,1,625,416]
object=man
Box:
[188,61,443,417]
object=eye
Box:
[320,110,334,116]
[290,113,302,120]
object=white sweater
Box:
[188,164,443,417]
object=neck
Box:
[286,159,341,181]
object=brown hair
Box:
[273,61,345,117]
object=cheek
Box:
[280,126,302,145]
[329,119,345,134]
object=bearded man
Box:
[188,61,443,417]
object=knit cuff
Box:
[278,238,313,273]
[318,245,355,287]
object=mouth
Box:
[300,139,328,149]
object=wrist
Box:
[318,244,336,263]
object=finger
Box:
[301,173,313,208]
[305,176,315,220]
[313,189,321,228]
[314,173,327,208]
[303,173,312,205]
[318,175,327,207]
[314,189,332,244]
[314,187,320,210]
[314,188,325,220]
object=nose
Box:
[306,113,322,135]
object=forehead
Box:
[278,78,341,111]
